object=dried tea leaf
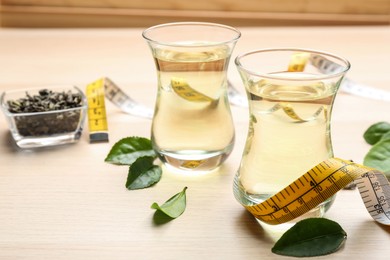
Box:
[272,218,347,257]
[105,137,156,165]
[126,156,162,190]
[151,187,187,219]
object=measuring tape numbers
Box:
[170,77,214,103]
[244,158,390,226]
[86,78,109,143]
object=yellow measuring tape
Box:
[171,77,214,102]
[266,102,326,122]
[288,52,310,72]
[245,158,390,225]
[86,78,109,143]
[181,160,206,169]
[241,52,390,226]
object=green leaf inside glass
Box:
[105,136,156,165]
[151,187,188,219]
[272,218,347,257]
[126,156,162,190]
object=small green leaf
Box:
[151,187,187,219]
[363,122,390,145]
[272,218,347,257]
[126,156,162,190]
[105,137,156,165]
[363,138,390,173]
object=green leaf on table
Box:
[272,218,347,257]
[126,156,162,190]
[151,187,188,219]
[363,122,390,145]
[105,137,156,165]
[363,138,390,174]
[380,131,390,142]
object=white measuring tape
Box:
[103,78,153,119]
[229,54,390,108]
[310,54,390,102]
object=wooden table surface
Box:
[0,26,389,259]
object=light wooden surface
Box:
[0,26,390,259]
[2,0,390,27]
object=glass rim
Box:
[235,48,351,81]
[142,21,241,47]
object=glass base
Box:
[13,131,82,148]
[233,173,335,231]
[157,147,232,175]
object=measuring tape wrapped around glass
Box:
[242,52,390,226]
[244,158,390,225]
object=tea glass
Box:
[143,22,241,174]
[233,48,350,225]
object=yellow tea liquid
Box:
[234,73,337,218]
[152,45,235,172]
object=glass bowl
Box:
[1,85,87,148]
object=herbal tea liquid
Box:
[234,73,337,218]
[151,46,235,172]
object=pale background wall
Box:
[1,0,389,27]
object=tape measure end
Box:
[89,132,109,143]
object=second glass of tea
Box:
[233,48,350,225]
[142,22,241,174]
